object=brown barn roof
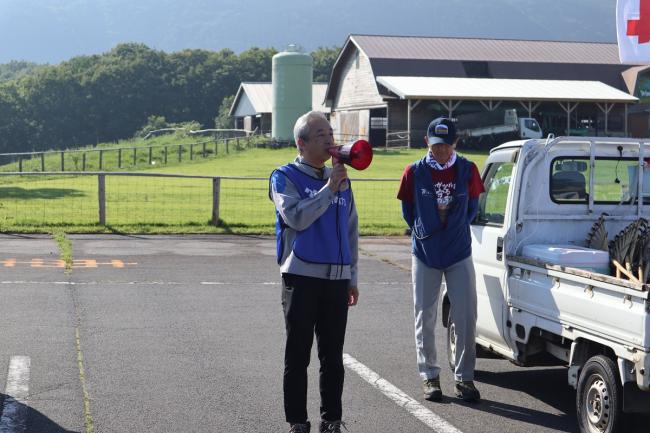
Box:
[325,34,640,106]
[350,34,621,64]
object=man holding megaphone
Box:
[269,111,359,433]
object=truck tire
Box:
[446,313,456,372]
[576,355,623,433]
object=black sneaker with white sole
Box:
[289,422,311,433]
[422,377,442,401]
[454,380,480,402]
[319,420,347,433]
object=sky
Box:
[0,0,618,64]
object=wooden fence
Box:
[0,136,258,172]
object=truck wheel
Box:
[446,314,456,372]
[576,355,623,433]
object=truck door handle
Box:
[496,237,504,261]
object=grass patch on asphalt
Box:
[52,230,73,271]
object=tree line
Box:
[0,43,339,153]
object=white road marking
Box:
[0,356,31,433]
[343,353,464,433]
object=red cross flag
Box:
[618,0,650,63]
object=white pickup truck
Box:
[443,136,650,433]
[457,109,544,149]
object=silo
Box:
[272,45,313,142]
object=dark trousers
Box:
[281,273,349,424]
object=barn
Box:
[324,35,643,147]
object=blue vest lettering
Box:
[270,164,351,265]
[411,156,472,269]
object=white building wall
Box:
[334,49,384,110]
[234,94,256,117]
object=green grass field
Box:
[0,144,488,235]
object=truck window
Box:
[551,159,589,203]
[594,158,649,203]
[524,119,540,132]
[550,157,649,204]
[477,162,513,226]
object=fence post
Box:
[118,148,122,168]
[40,153,45,172]
[236,137,240,149]
[60,152,65,171]
[98,174,106,225]
[18,156,22,173]
[190,144,194,160]
[164,146,168,164]
[214,140,218,156]
[132,147,137,166]
[202,142,206,158]
[99,150,103,170]
[178,145,182,162]
[211,177,221,226]
[226,139,229,154]
[82,153,86,171]
[148,147,153,165]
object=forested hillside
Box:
[0,61,46,82]
[0,44,339,153]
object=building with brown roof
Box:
[324,35,646,147]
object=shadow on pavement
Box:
[0,393,79,433]
[473,367,650,433]
[476,367,572,413]
[450,396,572,432]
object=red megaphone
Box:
[327,139,373,170]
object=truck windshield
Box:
[550,157,649,204]
[524,119,541,132]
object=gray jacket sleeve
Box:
[270,171,336,231]
[347,189,359,288]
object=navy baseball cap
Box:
[426,117,456,145]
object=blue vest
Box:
[271,164,352,265]
[411,156,473,269]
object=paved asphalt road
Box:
[0,234,648,433]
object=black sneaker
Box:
[454,381,480,402]
[289,422,311,433]
[319,420,347,433]
[422,377,442,401]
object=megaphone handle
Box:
[329,159,349,191]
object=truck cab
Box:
[519,117,542,139]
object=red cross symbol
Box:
[628,0,650,43]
